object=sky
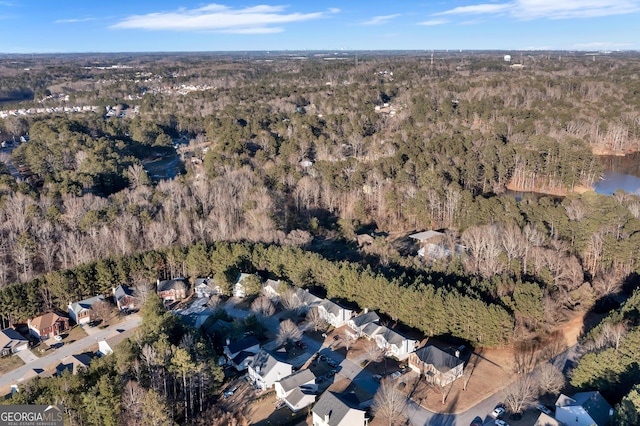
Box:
[1,1,639,53]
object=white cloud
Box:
[418,19,449,26]
[435,0,640,20]
[55,18,95,24]
[360,14,401,26]
[573,41,633,49]
[111,3,338,33]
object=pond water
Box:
[594,153,640,195]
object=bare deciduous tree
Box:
[91,299,112,321]
[277,319,302,346]
[250,296,275,317]
[364,340,384,365]
[279,288,302,312]
[304,307,325,332]
[502,375,538,414]
[534,363,565,396]
[372,378,407,426]
[342,332,356,352]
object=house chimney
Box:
[226,338,230,346]
[324,414,330,423]
[455,350,460,358]
[364,308,368,314]
[157,279,160,287]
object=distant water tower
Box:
[504,55,511,62]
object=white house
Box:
[261,279,282,301]
[346,311,379,338]
[275,369,316,412]
[98,328,137,355]
[362,325,417,360]
[555,391,613,426]
[247,349,293,390]
[234,273,257,298]
[223,336,261,371]
[194,277,219,298]
[312,392,368,426]
[317,300,353,328]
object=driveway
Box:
[0,314,142,390]
[16,349,38,364]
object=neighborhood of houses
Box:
[0,269,614,426]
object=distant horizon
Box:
[1,1,638,53]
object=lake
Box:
[594,153,640,195]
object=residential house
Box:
[346,311,379,338]
[27,312,69,340]
[409,230,463,260]
[112,285,136,311]
[408,345,464,386]
[247,349,293,390]
[261,279,282,301]
[317,300,353,328]
[55,353,93,375]
[194,277,219,298]
[293,288,322,312]
[68,295,106,325]
[364,325,417,360]
[0,328,29,355]
[275,369,317,412]
[533,413,562,426]
[98,328,137,355]
[312,392,368,426]
[555,391,613,426]
[157,278,188,302]
[224,336,261,371]
[233,273,253,298]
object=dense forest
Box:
[1,51,640,346]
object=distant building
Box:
[312,391,368,426]
[157,278,188,302]
[68,295,106,325]
[0,328,29,355]
[504,55,511,62]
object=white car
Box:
[53,335,63,341]
[535,403,553,416]
[495,420,509,426]
[491,406,505,418]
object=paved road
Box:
[0,314,141,389]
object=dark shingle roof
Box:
[557,391,612,426]
[414,345,463,372]
[226,336,260,355]
[157,278,187,292]
[113,284,133,301]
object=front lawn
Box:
[0,355,24,375]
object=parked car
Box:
[491,405,506,419]
[535,403,553,416]
[373,374,382,382]
[470,416,483,426]
[295,340,307,349]
[495,420,509,426]
[389,371,402,379]
[87,320,102,327]
[326,369,337,378]
[54,335,63,341]
[224,386,238,398]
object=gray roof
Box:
[556,391,612,426]
[409,230,444,241]
[413,345,464,372]
[320,299,349,316]
[263,279,281,292]
[277,369,315,393]
[113,284,133,301]
[376,326,411,347]
[157,278,187,292]
[194,277,211,287]
[313,392,361,426]
[250,349,289,377]
[362,323,382,337]
[286,388,311,407]
[534,413,562,426]
[350,312,379,328]
[104,328,137,350]
[294,288,322,306]
[69,295,105,314]
[227,336,260,355]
